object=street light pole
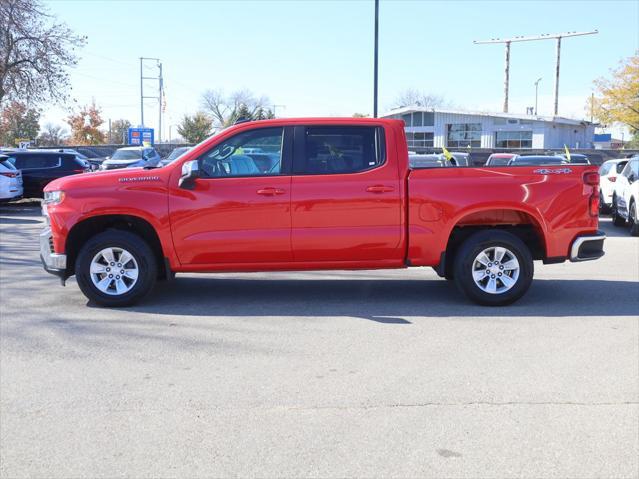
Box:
[534,77,542,115]
[373,0,379,118]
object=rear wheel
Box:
[75,230,157,307]
[629,200,639,237]
[612,196,626,226]
[453,230,534,306]
[599,191,609,215]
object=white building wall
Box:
[384,108,594,150]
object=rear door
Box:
[290,125,403,263]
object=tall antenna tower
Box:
[474,30,598,115]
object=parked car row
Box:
[485,153,590,166]
[410,152,591,169]
[605,156,638,236]
[0,146,191,200]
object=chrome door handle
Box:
[366,185,394,193]
[257,187,286,196]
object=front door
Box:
[169,126,293,265]
[290,125,403,263]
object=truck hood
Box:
[43,167,168,192]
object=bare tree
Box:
[0,0,86,106]
[201,88,272,127]
[37,122,69,146]
[392,88,449,109]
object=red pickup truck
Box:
[40,118,605,307]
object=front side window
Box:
[447,123,481,148]
[301,126,385,175]
[199,127,283,178]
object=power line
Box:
[473,30,598,115]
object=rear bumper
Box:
[39,227,67,279]
[569,231,606,262]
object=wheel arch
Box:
[65,214,170,279]
[439,207,547,279]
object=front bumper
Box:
[39,227,67,281]
[569,231,606,262]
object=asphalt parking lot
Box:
[0,203,638,478]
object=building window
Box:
[401,114,412,127]
[447,123,481,148]
[423,112,434,126]
[412,112,423,127]
[495,131,533,148]
[406,132,434,149]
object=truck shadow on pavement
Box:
[119,276,639,322]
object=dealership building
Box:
[381,107,596,151]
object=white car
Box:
[599,158,629,213]
[611,157,639,236]
[100,146,162,170]
[0,155,23,202]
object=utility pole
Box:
[373,0,379,118]
[158,62,163,143]
[534,77,542,115]
[503,41,510,112]
[139,57,163,141]
[139,58,144,127]
[474,30,598,115]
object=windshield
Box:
[111,150,143,160]
[166,147,190,161]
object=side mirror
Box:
[179,160,200,190]
[105,156,111,160]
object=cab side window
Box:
[300,126,385,175]
[199,127,283,178]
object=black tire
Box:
[453,230,534,306]
[629,200,639,237]
[611,196,626,226]
[75,229,157,307]
[599,191,609,215]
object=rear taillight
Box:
[583,172,599,186]
[607,176,617,182]
[0,172,17,178]
[583,172,599,217]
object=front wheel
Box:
[75,230,157,307]
[453,230,534,306]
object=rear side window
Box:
[0,158,17,170]
[13,154,60,169]
[599,163,611,175]
[616,161,628,174]
[300,126,385,174]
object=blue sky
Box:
[44,0,638,139]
